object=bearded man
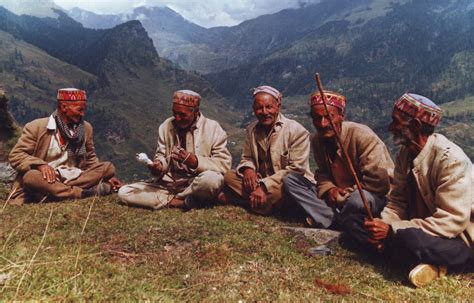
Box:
[351,93,473,288]
[218,85,314,215]
[283,90,394,228]
[8,88,121,204]
[118,90,231,210]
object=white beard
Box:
[392,127,413,146]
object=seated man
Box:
[219,85,314,215]
[352,93,473,287]
[283,91,394,228]
[8,88,121,204]
[118,90,231,210]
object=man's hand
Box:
[364,218,391,245]
[249,186,267,209]
[171,148,198,169]
[327,187,350,207]
[107,177,123,191]
[148,160,164,175]
[242,168,258,194]
[37,164,57,183]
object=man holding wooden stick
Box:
[350,93,473,288]
[283,89,394,229]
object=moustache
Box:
[317,126,333,132]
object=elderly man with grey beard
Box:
[347,93,473,288]
[118,90,232,210]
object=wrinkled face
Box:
[253,93,281,129]
[172,103,198,129]
[389,109,413,146]
[311,104,344,140]
[58,101,86,124]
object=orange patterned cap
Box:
[57,88,87,101]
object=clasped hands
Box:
[170,147,198,168]
[326,186,354,208]
[148,147,198,175]
[326,186,390,249]
[242,168,267,209]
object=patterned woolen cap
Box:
[310,90,346,111]
[57,88,87,101]
[172,90,201,107]
[253,85,282,104]
[394,93,442,127]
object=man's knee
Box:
[23,170,43,189]
[282,172,311,196]
[224,170,239,185]
[282,173,299,192]
[117,184,133,200]
[344,191,365,211]
[117,183,167,209]
[192,171,224,198]
[101,161,115,179]
[345,190,380,212]
[394,228,429,251]
[196,171,224,189]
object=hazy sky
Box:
[53,0,319,28]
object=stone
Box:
[281,226,342,245]
[0,161,16,184]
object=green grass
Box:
[441,96,474,117]
[1,196,473,301]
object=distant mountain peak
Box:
[0,0,61,18]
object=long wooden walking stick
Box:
[314,73,374,220]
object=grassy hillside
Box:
[0,21,244,180]
[1,196,473,300]
[0,30,96,122]
[441,96,474,116]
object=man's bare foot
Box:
[168,198,185,208]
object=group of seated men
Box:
[6,86,473,287]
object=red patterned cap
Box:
[172,90,201,107]
[394,93,442,127]
[310,90,346,111]
[57,88,87,101]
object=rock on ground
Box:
[0,162,16,184]
[281,226,341,245]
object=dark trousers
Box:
[344,213,473,267]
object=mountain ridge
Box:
[0,7,241,178]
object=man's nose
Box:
[320,117,329,128]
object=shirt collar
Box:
[412,134,435,168]
[46,115,57,130]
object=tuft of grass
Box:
[1,196,473,301]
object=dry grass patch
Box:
[1,195,473,301]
